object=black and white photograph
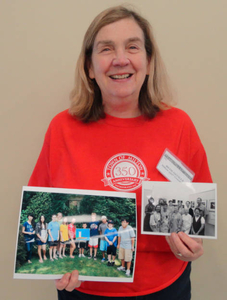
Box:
[14,186,137,282]
[142,181,217,239]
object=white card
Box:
[156,149,195,182]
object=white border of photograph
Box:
[141,181,217,239]
[14,186,137,282]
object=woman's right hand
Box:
[55,270,81,292]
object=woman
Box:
[28,5,212,300]
[35,215,48,263]
[59,217,69,258]
[22,214,35,264]
[143,197,155,231]
[169,206,183,233]
[149,205,161,232]
[68,218,76,258]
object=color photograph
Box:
[14,187,136,282]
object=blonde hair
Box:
[69,5,175,122]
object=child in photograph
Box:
[104,220,118,266]
[48,214,60,261]
[181,208,193,234]
[22,213,35,264]
[191,208,205,235]
[68,217,76,258]
[117,218,135,276]
[98,215,108,262]
[78,223,88,258]
[59,217,69,258]
[88,212,99,260]
[57,212,63,256]
[35,215,48,263]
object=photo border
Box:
[14,186,137,282]
[141,181,217,239]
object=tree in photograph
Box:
[79,195,136,228]
[51,193,71,217]
[20,192,53,224]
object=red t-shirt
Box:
[68,223,76,239]
[28,108,212,297]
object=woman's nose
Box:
[112,49,130,67]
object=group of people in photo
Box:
[22,212,135,277]
[143,196,208,236]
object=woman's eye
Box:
[102,47,111,52]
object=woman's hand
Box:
[55,270,81,292]
[165,232,203,262]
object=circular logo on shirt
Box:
[102,153,149,191]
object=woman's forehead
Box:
[93,18,145,46]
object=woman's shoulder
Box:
[158,107,192,122]
[49,109,76,126]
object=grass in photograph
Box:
[15,255,131,278]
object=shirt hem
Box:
[76,261,188,297]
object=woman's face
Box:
[89,18,150,117]
[195,209,200,217]
[41,215,45,222]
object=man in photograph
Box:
[185,201,194,217]
[48,214,60,261]
[196,197,208,218]
[98,215,108,262]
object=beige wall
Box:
[0,0,226,299]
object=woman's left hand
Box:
[55,270,81,292]
[165,232,203,262]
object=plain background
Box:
[0,0,226,299]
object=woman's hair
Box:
[69,5,175,122]
[39,215,46,229]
